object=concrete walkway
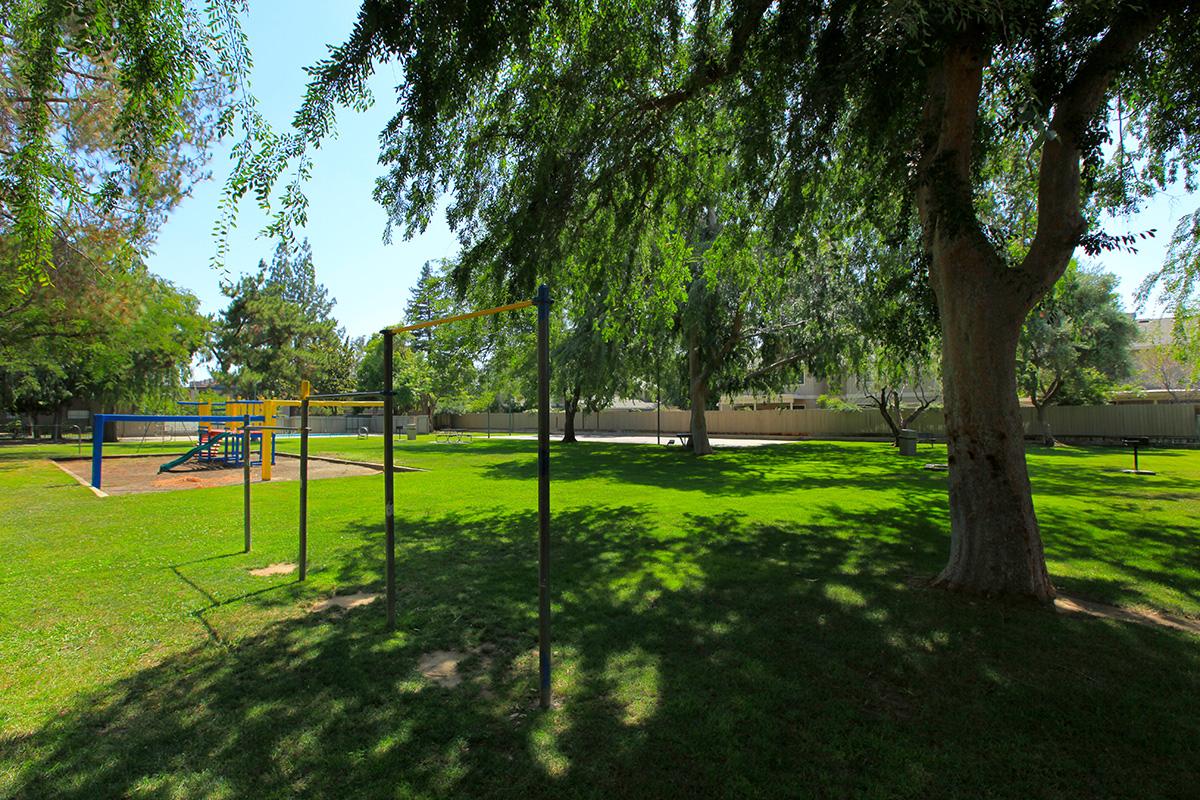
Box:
[498,431,802,448]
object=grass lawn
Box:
[1,436,1197,798]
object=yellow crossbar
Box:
[267,399,383,408]
[386,299,533,333]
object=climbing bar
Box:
[385,299,534,334]
[303,390,388,401]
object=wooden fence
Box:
[449,404,1199,441]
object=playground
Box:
[2,433,1199,799]
[55,452,378,494]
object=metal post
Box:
[1133,445,1140,472]
[534,284,552,709]
[383,330,397,629]
[91,414,105,488]
[243,413,251,552]
[656,353,661,446]
[299,399,309,580]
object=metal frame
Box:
[382,287,552,708]
[285,287,553,708]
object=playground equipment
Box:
[252,384,384,481]
[237,416,306,553]
[87,288,554,708]
[90,413,265,489]
[293,286,553,707]
[157,431,234,472]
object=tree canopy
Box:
[1,0,243,288]
[219,0,1200,599]
[212,239,356,398]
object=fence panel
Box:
[449,404,1196,441]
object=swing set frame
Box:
[296,285,554,708]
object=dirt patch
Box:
[417,650,467,687]
[308,592,379,613]
[1056,595,1200,637]
[55,454,379,495]
[249,562,297,577]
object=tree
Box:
[0,263,208,430]
[1139,314,1200,400]
[356,332,431,413]
[401,261,487,417]
[213,240,353,397]
[844,228,943,445]
[1018,263,1138,444]
[1,0,240,289]
[237,2,1200,600]
[1138,209,1200,380]
[552,292,628,444]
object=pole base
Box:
[1120,469,1156,475]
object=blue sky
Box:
[148,2,1193,376]
[148,2,455,360]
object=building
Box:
[721,374,939,411]
[1112,316,1200,405]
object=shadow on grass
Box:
[4,504,1199,799]
[479,440,954,498]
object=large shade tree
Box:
[230,1,1199,601]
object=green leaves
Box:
[1018,261,1139,408]
[2,0,240,289]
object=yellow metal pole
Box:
[387,299,534,333]
[261,399,277,481]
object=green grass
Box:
[1,437,1198,798]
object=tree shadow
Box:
[5,504,1199,798]
[479,440,957,498]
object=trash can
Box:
[898,429,918,456]
[408,428,417,441]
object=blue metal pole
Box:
[91,414,106,488]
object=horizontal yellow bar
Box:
[272,400,384,408]
[386,299,534,333]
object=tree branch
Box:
[1020,1,1174,297]
[744,351,804,381]
[637,0,771,113]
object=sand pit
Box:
[249,562,297,577]
[417,650,467,687]
[308,592,379,613]
[55,454,380,495]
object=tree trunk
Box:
[917,38,1060,602]
[1034,402,1055,447]
[870,390,901,445]
[687,332,713,455]
[930,274,1054,601]
[561,390,579,443]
